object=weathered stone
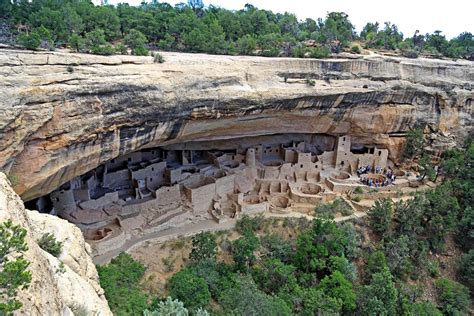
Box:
[0,49,472,201]
[0,173,112,315]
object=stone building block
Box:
[79,192,119,210]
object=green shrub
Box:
[351,44,361,53]
[115,43,128,55]
[457,250,474,290]
[17,32,41,50]
[162,256,176,272]
[402,50,419,58]
[124,29,149,56]
[328,255,357,282]
[68,34,84,52]
[408,301,442,316]
[365,250,388,277]
[403,127,425,160]
[316,198,353,218]
[37,233,62,257]
[232,232,259,271]
[357,267,398,315]
[252,258,298,294]
[96,253,148,315]
[292,46,308,58]
[259,234,293,263]
[309,46,330,59]
[368,198,393,237]
[354,186,364,194]
[261,47,280,57]
[435,278,470,315]
[167,269,211,312]
[0,220,32,313]
[144,297,189,316]
[235,215,264,235]
[319,271,356,313]
[84,29,106,51]
[295,219,351,274]
[351,195,362,203]
[133,45,149,56]
[154,52,165,63]
[305,76,316,86]
[427,260,440,277]
[219,274,292,316]
[91,43,115,56]
[189,232,217,263]
[315,203,335,219]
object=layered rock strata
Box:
[0,173,112,315]
[0,49,472,200]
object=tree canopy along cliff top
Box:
[0,0,472,60]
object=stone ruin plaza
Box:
[28,134,416,256]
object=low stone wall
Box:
[240,202,268,215]
[325,178,361,193]
[80,192,119,210]
[184,182,216,214]
[289,183,324,204]
[215,174,235,197]
[89,229,130,258]
[155,185,181,208]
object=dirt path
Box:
[93,210,368,265]
[93,219,236,265]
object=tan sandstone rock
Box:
[0,173,112,315]
[0,49,472,201]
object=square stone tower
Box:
[335,135,351,169]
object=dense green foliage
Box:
[189,232,217,263]
[403,127,425,160]
[1,0,472,59]
[37,232,62,257]
[0,220,32,313]
[443,141,474,252]
[144,297,189,316]
[96,252,148,315]
[457,250,474,291]
[367,198,392,237]
[315,197,353,219]
[435,278,471,315]
[167,268,211,312]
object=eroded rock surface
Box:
[0,173,112,315]
[0,49,472,200]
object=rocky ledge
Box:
[0,49,472,201]
[0,173,111,314]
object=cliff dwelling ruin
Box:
[25,133,415,256]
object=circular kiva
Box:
[300,183,322,195]
[270,195,290,208]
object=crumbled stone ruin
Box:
[26,133,414,255]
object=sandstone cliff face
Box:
[0,49,472,201]
[0,173,112,315]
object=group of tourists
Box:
[358,165,397,187]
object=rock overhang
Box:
[0,49,472,201]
